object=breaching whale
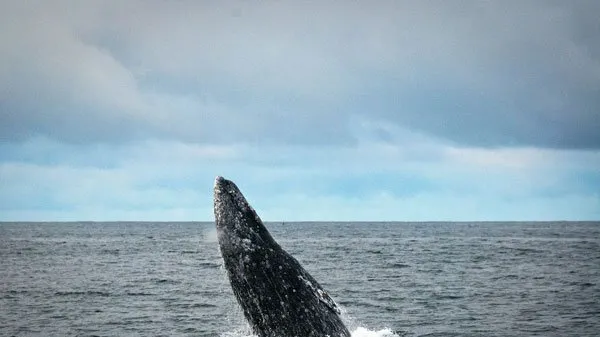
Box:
[214,176,351,337]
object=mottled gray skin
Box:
[214,176,350,337]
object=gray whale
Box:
[213,176,351,337]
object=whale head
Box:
[213,176,277,257]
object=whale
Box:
[213,176,351,337]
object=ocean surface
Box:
[1,221,599,337]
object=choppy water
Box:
[1,222,599,337]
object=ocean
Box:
[1,221,599,337]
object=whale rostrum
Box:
[214,176,351,337]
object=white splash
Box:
[203,227,218,242]
[219,326,399,337]
[351,327,398,337]
[219,329,254,337]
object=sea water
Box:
[1,222,599,336]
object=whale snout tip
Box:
[214,176,226,194]
[215,176,227,188]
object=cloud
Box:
[1,1,598,148]
[1,135,598,221]
[1,2,599,221]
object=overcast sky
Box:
[1,1,599,221]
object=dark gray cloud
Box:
[1,1,598,148]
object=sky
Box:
[1,1,599,221]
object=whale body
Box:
[213,176,350,337]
